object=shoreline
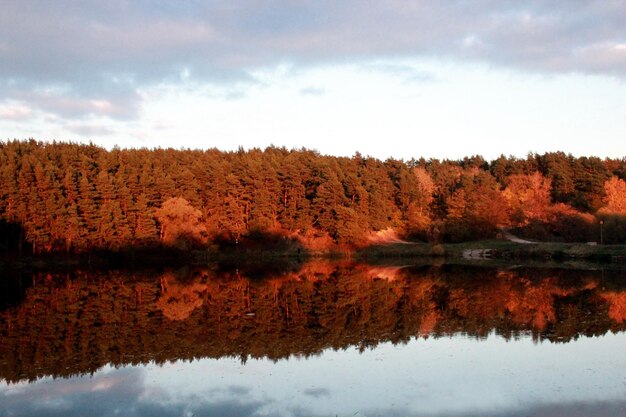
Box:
[1,239,625,271]
[356,240,626,262]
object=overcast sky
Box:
[1,1,625,160]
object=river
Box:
[1,261,625,416]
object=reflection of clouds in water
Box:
[1,367,143,417]
[302,387,330,398]
[518,401,626,417]
[191,400,267,417]
[0,366,267,417]
[228,385,252,395]
[287,401,626,417]
[2,358,626,417]
[206,383,253,397]
[367,400,626,417]
[287,405,328,417]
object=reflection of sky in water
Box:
[2,332,626,417]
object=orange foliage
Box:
[601,176,626,214]
[600,292,626,323]
[367,228,411,245]
[155,197,208,249]
[546,204,596,227]
[294,229,335,252]
[504,279,571,330]
[418,310,439,335]
[503,172,552,226]
[443,172,509,240]
[156,272,207,321]
[365,266,405,281]
[518,202,596,242]
[413,167,435,204]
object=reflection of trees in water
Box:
[601,292,626,323]
[0,263,625,382]
[156,272,206,321]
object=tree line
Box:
[0,139,625,254]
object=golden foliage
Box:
[503,172,552,226]
[602,176,626,214]
[600,291,626,323]
[155,197,208,249]
[156,272,207,321]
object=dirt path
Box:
[500,228,535,244]
[368,228,416,245]
[369,227,536,245]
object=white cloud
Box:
[2,1,626,159]
[298,86,325,96]
[462,35,482,49]
[24,60,615,160]
[0,104,32,120]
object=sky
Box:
[1,1,626,161]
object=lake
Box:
[1,262,625,417]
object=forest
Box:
[0,139,625,255]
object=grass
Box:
[356,239,626,264]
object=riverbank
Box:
[0,241,325,276]
[356,240,626,263]
[1,239,625,272]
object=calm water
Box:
[1,262,625,417]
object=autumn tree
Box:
[601,176,626,213]
[596,176,626,244]
[405,166,434,239]
[444,171,509,241]
[1,140,624,251]
[503,172,552,226]
[155,197,208,249]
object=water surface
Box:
[1,262,625,416]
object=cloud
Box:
[302,387,330,398]
[25,91,139,120]
[299,86,325,96]
[65,123,117,137]
[3,1,626,123]
[0,105,32,121]
[362,62,437,84]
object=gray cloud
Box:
[65,123,117,137]
[2,1,626,122]
[302,387,330,398]
[17,89,140,120]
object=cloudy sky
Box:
[1,1,626,160]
